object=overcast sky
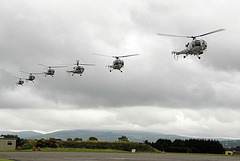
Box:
[1,0,240,139]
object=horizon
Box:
[2,129,240,140]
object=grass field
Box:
[1,148,129,153]
[0,157,13,161]
[36,148,129,153]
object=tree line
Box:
[21,138,157,152]
[145,138,225,154]
[2,134,226,154]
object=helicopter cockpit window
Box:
[195,40,201,46]
[202,41,207,46]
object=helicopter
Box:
[38,64,67,77]
[67,60,95,76]
[20,71,42,83]
[157,29,225,60]
[93,53,139,72]
[15,77,24,86]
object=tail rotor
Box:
[172,50,178,61]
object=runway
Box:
[0,152,239,161]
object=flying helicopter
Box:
[157,29,225,60]
[20,71,42,83]
[93,53,139,72]
[38,64,67,77]
[67,60,95,76]
[15,77,24,86]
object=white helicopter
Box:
[38,64,67,77]
[15,77,24,86]
[93,53,139,72]
[67,60,95,76]
[157,29,225,60]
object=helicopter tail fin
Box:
[172,50,179,61]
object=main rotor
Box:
[38,64,67,69]
[74,60,95,66]
[157,29,225,40]
[92,53,139,59]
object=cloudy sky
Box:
[1,0,240,139]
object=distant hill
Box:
[0,130,187,142]
[220,140,240,148]
[0,131,42,138]
[1,129,239,147]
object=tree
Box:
[88,137,98,141]
[73,138,82,141]
[153,139,172,151]
[118,136,129,142]
[67,138,72,141]
[172,139,185,147]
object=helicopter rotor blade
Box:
[157,33,189,38]
[14,76,25,80]
[79,63,95,66]
[93,53,139,59]
[20,71,42,75]
[39,64,67,68]
[38,64,49,67]
[20,71,29,74]
[194,29,226,38]
[157,29,225,39]
[51,65,67,68]
[116,54,139,58]
[92,53,113,58]
[32,72,45,75]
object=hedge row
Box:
[21,139,158,152]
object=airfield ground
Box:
[0,152,240,161]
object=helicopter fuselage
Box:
[45,68,55,76]
[111,59,124,70]
[67,60,94,76]
[173,39,207,59]
[73,66,84,74]
[27,75,35,81]
[17,80,24,86]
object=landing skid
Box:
[109,69,122,73]
[182,55,201,59]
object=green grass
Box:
[0,157,13,161]
[1,148,130,153]
[38,148,129,153]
